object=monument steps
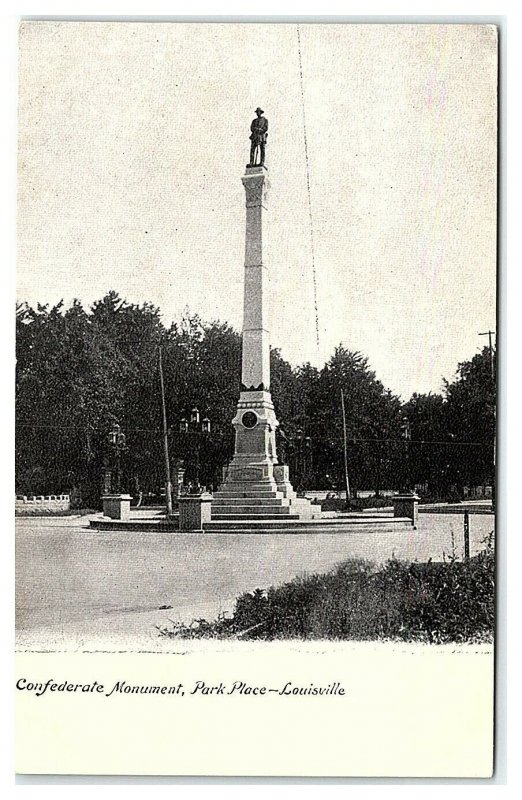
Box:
[212,496,291,507]
[213,488,285,498]
[211,512,301,521]
[91,519,179,532]
[212,505,296,516]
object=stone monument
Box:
[212,110,317,520]
[92,112,415,535]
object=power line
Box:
[347,438,493,447]
[16,422,492,448]
[16,422,230,437]
[297,24,320,353]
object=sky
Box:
[17,22,498,400]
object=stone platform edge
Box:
[88,514,413,534]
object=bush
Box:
[319,495,391,512]
[159,537,494,643]
[346,496,391,511]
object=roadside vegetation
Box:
[158,534,494,644]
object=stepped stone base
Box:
[213,464,321,526]
[209,466,415,533]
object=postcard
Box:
[15,21,497,777]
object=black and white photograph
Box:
[14,20,497,777]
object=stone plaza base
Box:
[202,514,413,534]
[91,476,415,535]
[90,511,412,534]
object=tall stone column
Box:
[224,164,279,487]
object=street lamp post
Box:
[296,428,303,485]
[304,435,312,483]
[158,347,173,517]
[179,407,212,491]
[401,415,412,493]
[101,422,132,522]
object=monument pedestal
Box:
[393,494,420,528]
[225,389,278,489]
[102,494,132,521]
[179,493,213,532]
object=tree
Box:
[443,347,496,493]
[16,293,496,503]
[402,392,446,495]
[167,318,241,488]
[16,298,127,503]
[401,347,496,497]
[310,346,403,494]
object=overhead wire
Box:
[297,24,320,355]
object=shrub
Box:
[159,537,494,643]
[320,496,391,512]
[346,496,391,511]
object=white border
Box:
[2,2,517,794]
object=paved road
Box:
[16,512,494,651]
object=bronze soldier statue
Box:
[249,107,268,167]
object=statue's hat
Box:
[255,107,264,114]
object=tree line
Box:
[15,292,495,506]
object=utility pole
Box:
[478,330,495,383]
[478,330,496,510]
[158,346,173,517]
[340,389,351,503]
[401,416,412,493]
[463,510,470,561]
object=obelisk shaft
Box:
[225,164,279,482]
[241,166,270,391]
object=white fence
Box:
[463,486,493,499]
[15,495,70,514]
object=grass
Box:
[15,508,97,517]
[158,533,494,643]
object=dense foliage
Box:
[16,292,495,505]
[403,348,496,497]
